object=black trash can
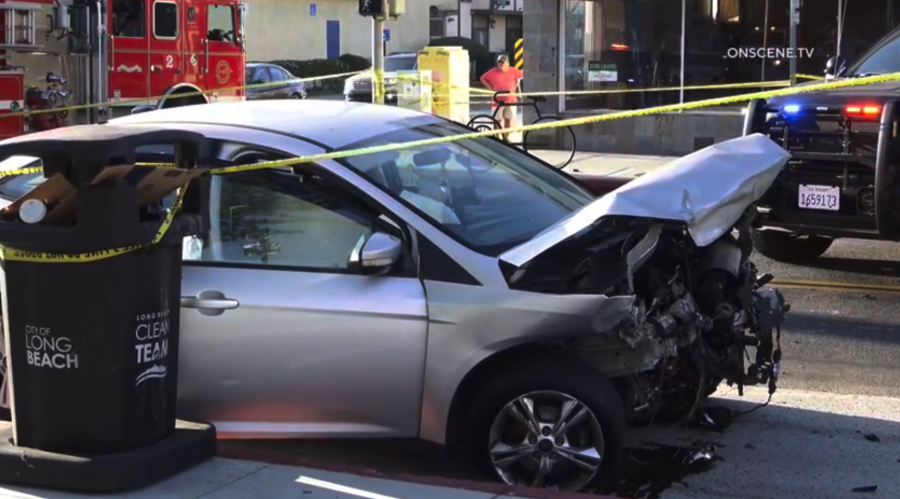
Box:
[0,124,216,492]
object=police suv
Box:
[743,27,900,262]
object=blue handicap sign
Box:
[383,28,391,42]
[310,3,316,16]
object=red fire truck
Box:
[0,0,247,139]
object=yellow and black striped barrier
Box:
[514,39,524,70]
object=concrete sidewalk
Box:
[0,458,553,499]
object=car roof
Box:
[110,100,444,150]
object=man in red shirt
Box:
[480,54,523,141]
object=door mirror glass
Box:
[356,232,401,274]
[131,104,155,115]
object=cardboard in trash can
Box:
[0,164,204,225]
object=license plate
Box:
[798,185,840,211]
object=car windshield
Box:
[384,57,416,72]
[337,121,595,256]
[847,30,900,76]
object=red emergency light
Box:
[610,44,629,50]
[845,105,881,116]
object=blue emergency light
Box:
[783,104,800,114]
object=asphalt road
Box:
[220,237,900,498]
[756,238,900,399]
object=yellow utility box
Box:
[417,47,469,125]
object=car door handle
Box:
[181,297,239,309]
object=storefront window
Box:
[561,0,900,112]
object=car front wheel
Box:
[464,358,625,491]
[750,229,834,263]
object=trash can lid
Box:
[0,124,207,185]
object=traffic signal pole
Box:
[373,14,385,105]
[360,0,387,105]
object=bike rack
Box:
[466,91,577,169]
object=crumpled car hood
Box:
[500,133,791,268]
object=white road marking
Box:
[296,475,402,499]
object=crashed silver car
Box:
[0,101,789,492]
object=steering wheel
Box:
[455,152,496,175]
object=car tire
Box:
[463,357,625,491]
[750,229,834,263]
[291,93,303,99]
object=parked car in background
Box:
[344,52,418,103]
[246,63,307,100]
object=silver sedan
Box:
[0,100,789,492]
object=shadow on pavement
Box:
[219,394,900,499]
[786,311,900,344]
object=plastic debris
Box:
[852,485,877,493]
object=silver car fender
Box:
[417,280,634,444]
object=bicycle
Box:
[467,91,577,169]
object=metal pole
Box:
[457,0,461,36]
[679,0,685,105]
[835,0,842,62]
[761,0,769,81]
[789,0,798,85]
[373,15,385,104]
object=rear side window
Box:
[207,4,235,41]
[153,1,178,39]
[112,0,145,38]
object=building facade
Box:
[431,0,524,59]
[244,0,435,62]
[525,0,900,156]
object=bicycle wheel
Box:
[468,114,501,134]
[523,116,577,169]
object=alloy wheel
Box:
[487,390,605,490]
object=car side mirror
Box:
[356,232,402,275]
[131,105,155,115]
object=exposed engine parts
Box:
[502,207,789,426]
[611,212,789,424]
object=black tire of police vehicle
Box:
[462,357,626,490]
[750,229,834,263]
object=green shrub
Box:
[339,53,372,72]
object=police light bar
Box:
[783,104,800,114]
[845,105,881,116]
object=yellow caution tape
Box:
[0,184,189,263]
[2,68,898,262]
[212,70,900,175]
[0,166,43,178]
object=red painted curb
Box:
[218,445,624,499]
